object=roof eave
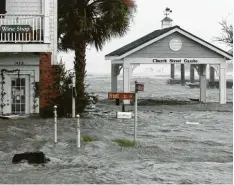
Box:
[105,55,120,60]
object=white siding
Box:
[126,32,224,59]
[6,0,42,14]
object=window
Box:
[0,0,6,14]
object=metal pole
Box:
[54,105,58,143]
[134,82,138,142]
[76,114,80,148]
[72,76,76,118]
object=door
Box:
[10,75,29,114]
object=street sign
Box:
[108,92,135,100]
[135,83,144,92]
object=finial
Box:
[164,7,172,17]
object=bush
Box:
[113,139,136,147]
[82,136,94,142]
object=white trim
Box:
[105,27,233,61]
[43,0,51,43]
[219,63,227,104]
[111,60,124,64]
[0,44,51,52]
[105,56,120,60]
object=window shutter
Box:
[0,0,6,14]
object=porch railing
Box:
[0,14,44,43]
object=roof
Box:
[106,26,178,57]
[161,17,173,22]
[105,25,233,59]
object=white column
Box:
[111,63,118,92]
[199,64,207,103]
[53,0,58,64]
[123,62,131,104]
[43,0,50,43]
[219,62,227,104]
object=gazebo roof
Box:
[105,25,233,60]
[161,17,173,22]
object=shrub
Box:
[113,139,136,147]
[82,136,94,142]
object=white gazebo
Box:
[105,11,233,105]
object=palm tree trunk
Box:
[74,40,87,113]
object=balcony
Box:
[0,14,44,43]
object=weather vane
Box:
[164,7,172,17]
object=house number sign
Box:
[15,61,24,65]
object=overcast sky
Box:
[58,0,233,74]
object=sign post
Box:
[54,105,58,143]
[108,81,144,143]
[134,85,138,142]
[134,81,144,142]
[72,75,76,118]
[76,114,80,148]
[108,92,134,119]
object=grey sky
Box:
[58,0,233,74]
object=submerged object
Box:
[189,98,199,102]
[12,151,50,164]
[186,121,200,125]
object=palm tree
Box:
[58,0,136,113]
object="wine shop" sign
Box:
[0,25,32,33]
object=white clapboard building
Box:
[0,0,58,115]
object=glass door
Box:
[11,78,26,114]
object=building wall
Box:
[6,0,42,14]
[0,52,60,115]
[0,53,40,114]
[126,32,224,59]
[1,0,58,64]
[39,52,60,110]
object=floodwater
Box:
[0,75,233,184]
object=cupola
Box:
[161,7,173,29]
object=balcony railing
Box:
[0,14,44,43]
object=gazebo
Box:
[105,10,233,105]
[105,10,233,104]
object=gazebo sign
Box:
[152,58,198,63]
[0,25,32,33]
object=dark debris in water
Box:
[99,98,193,106]
[12,151,50,164]
[137,99,192,106]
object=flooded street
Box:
[0,103,232,184]
[0,75,233,184]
